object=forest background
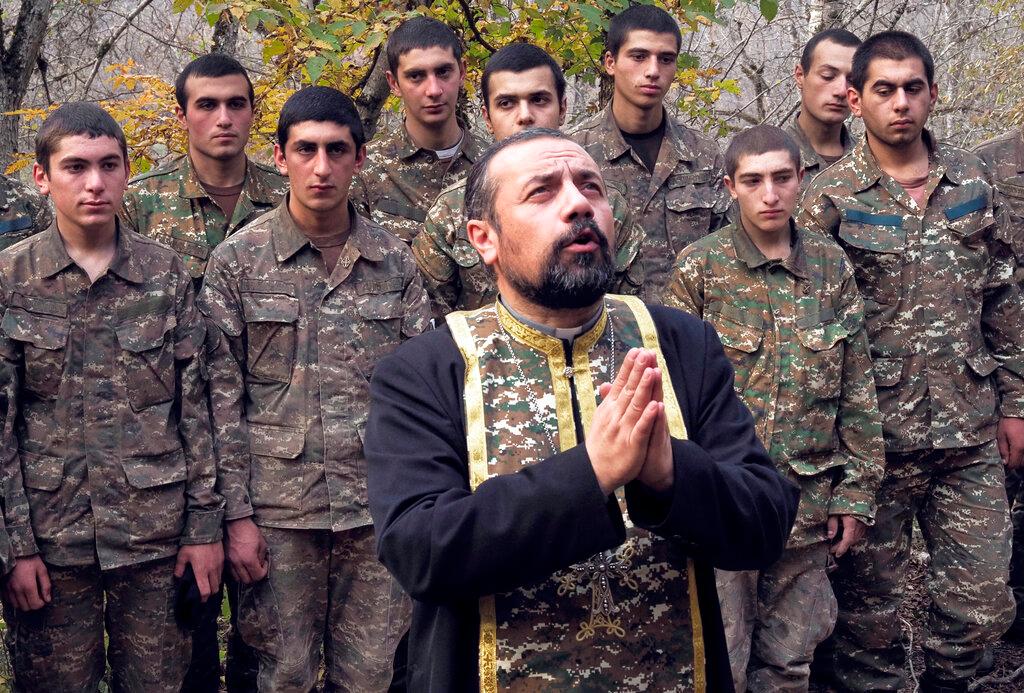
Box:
[1,0,1024,690]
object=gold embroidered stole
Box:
[447,295,706,692]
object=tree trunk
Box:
[354,46,392,142]
[807,0,845,34]
[212,10,240,55]
[0,0,55,168]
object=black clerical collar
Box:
[498,297,603,343]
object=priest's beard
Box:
[502,218,615,310]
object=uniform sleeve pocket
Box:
[872,357,903,387]
[795,320,850,352]
[249,422,304,459]
[121,449,187,489]
[966,349,1000,378]
[20,450,63,491]
[450,240,481,268]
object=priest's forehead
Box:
[489,137,603,188]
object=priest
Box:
[365,128,800,692]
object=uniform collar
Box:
[788,112,852,169]
[730,220,808,279]
[848,129,955,192]
[596,101,698,165]
[270,197,383,264]
[37,218,143,283]
[178,154,279,205]
[393,121,485,163]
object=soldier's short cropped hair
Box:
[277,86,365,150]
[175,53,255,112]
[36,102,128,174]
[724,125,801,179]
[482,43,566,109]
[606,4,681,58]
[465,128,570,228]
[850,31,934,92]
[800,28,861,73]
[386,16,463,75]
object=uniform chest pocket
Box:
[838,210,907,305]
[242,291,299,384]
[794,317,849,401]
[944,194,996,246]
[708,303,764,393]
[1,308,69,399]
[665,173,716,249]
[115,313,177,412]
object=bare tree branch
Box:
[83,0,157,95]
[456,0,497,55]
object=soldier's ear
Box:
[603,50,616,76]
[723,175,738,201]
[175,104,187,130]
[467,218,499,267]
[558,97,568,126]
[354,144,367,172]
[32,161,50,197]
[273,143,288,177]
[794,64,804,91]
[847,87,862,118]
[386,70,401,98]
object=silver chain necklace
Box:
[497,301,616,453]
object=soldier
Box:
[0,103,224,690]
[976,126,1024,643]
[666,125,884,690]
[350,16,487,244]
[571,4,729,303]
[199,87,431,691]
[0,174,51,252]
[798,32,1024,692]
[787,28,861,194]
[412,42,644,317]
[121,53,288,283]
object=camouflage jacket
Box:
[0,175,51,252]
[666,222,884,539]
[0,223,224,570]
[412,177,645,317]
[121,154,289,279]
[784,113,855,196]
[975,127,1024,270]
[199,200,431,531]
[797,132,1024,452]
[570,103,730,302]
[350,123,488,244]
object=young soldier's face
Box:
[33,134,128,234]
[724,150,802,237]
[467,138,616,310]
[387,47,465,130]
[273,120,365,217]
[177,74,254,162]
[796,39,857,126]
[483,66,567,141]
[604,30,679,112]
[849,57,937,148]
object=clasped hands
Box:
[586,348,674,496]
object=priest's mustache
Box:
[554,217,610,253]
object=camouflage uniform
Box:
[784,112,855,196]
[570,104,730,302]
[666,221,884,690]
[412,177,645,317]
[199,199,431,691]
[121,154,289,280]
[0,174,51,252]
[797,132,1024,688]
[350,123,487,244]
[975,128,1024,638]
[0,222,224,690]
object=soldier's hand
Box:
[827,515,867,558]
[997,417,1024,469]
[226,517,269,585]
[176,542,225,602]
[589,348,662,496]
[636,371,673,492]
[5,554,51,611]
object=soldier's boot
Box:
[225,573,259,692]
[1005,469,1024,640]
[181,585,222,693]
[918,670,969,693]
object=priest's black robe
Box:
[365,304,800,692]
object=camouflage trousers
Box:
[2,556,189,692]
[827,444,1014,690]
[237,524,408,692]
[1004,468,1024,632]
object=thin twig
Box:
[82,0,157,94]
[901,616,920,693]
[969,661,1024,691]
[456,0,497,55]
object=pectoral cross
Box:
[557,543,638,640]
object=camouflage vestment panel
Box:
[447,297,704,691]
[0,174,51,252]
[570,104,730,302]
[199,201,431,531]
[121,155,288,279]
[783,114,855,196]
[0,223,224,570]
[797,132,1024,452]
[412,177,645,317]
[666,223,884,542]
[350,124,487,244]
[976,127,1024,271]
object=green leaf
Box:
[492,3,510,18]
[349,21,367,37]
[171,0,193,14]
[364,31,386,51]
[759,0,778,21]
[578,4,604,26]
[264,40,287,60]
[306,55,328,84]
[678,53,700,69]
